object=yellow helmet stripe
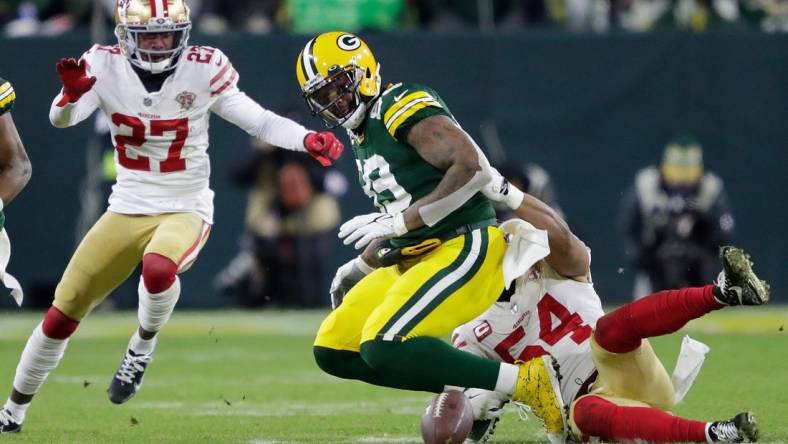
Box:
[300,38,318,80]
[386,100,441,137]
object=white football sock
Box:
[137,275,180,333]
[128,331,158,356]
[2,399,29,423]
[494,363,519,395]
[11,323,69,411]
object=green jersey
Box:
[0,77,14,230]
[349,82,495,247]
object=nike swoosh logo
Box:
[394,90,409,102]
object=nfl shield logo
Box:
[143,97,152,106]
[176,91,196,110]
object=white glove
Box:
[338,212,408,250]
[483,167,525,210]
[329,257,375,309]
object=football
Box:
[421,389,474,444]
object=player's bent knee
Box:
[572,395,610,436]
[313,346,359,379]
[312,347,342,378]
[593,308,640,354]
[41,306,80,340]
[142,253,178,294]
[359,339,396,371]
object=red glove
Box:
[304,131,344,167]
[56,58,97,104]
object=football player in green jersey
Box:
[0,77,32,350]
[296,32,567,439]
[0,77,31,223]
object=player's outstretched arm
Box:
[211,90,343,165]
[402,114,492,231]
[485,167,589,279]
[0,79,32,206]
[49,57,99,128]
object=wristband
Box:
[503,184,525,210]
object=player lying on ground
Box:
[332,167,768,443]
[451,169,768,443]
[297,32,564,433]
[0,0,343,434]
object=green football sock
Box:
[313,346,443,393]
[359,336,500,391]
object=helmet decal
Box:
[337,34,361,51]
[300,38,318,80]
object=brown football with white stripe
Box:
[421,390,474,444]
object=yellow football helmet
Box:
[115,0,192,73]
[296,32,381,129]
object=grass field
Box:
[0,308,786,443]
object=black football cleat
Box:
[715,246,770,306]
[0,409,21,434]
[108,350,153,404]
[707,412,758,442]
[466,413,504,444]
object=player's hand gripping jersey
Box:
[49,44,311,223]
[453,259,604,404]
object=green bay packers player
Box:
[0,0,342,434]
[0,77,32,310]
[296,32,565,437]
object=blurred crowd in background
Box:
[0,1,744,308]
[1,0,787,37]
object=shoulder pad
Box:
[379,82,445,139]
[0,77,16,116]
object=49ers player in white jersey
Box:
[0,0,343,434]
[453,168,768,444]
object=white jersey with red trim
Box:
[49,44,311,224]
[453,260,604,403]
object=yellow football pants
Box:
[315,225,506,351]
[53,211,210,320]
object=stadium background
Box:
[1,30,785,310]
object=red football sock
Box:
[595,285,724,353]
[573,395,708,442]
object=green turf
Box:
[0,307,786,443]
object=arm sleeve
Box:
[49,89,100,128]
[211,89,309,152]
[208,51,309,152]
